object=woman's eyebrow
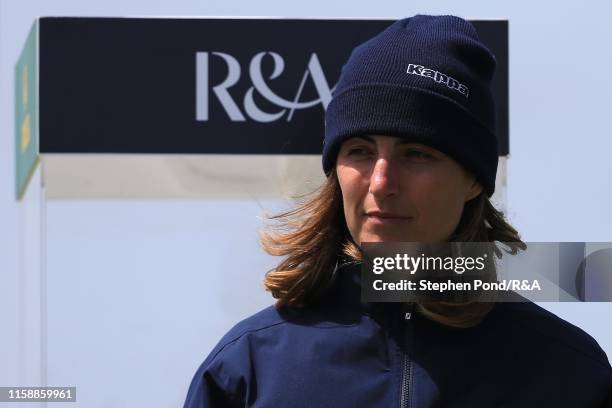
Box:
[354,135,426,148]
[352,135,376,143]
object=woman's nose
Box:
[368,157,399,198]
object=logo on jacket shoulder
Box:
[406,63,469,98]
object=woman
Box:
[184,15,612,407]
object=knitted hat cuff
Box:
[322,84,498,197]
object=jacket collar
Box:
[324,260,404,319]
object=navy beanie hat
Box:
[322,14,498,197]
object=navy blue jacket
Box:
[184,261,612,407]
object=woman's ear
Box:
[465,177,483,202]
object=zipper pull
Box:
[403,302,415,321]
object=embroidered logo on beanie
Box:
[406,63,470,98]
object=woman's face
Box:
[336,134,483,244]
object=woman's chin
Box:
[359,233,414,244]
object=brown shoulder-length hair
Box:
[259,166,527,328]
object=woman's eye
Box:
[405,150,432,160]
[347,147,371,156]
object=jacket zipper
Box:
[400,302,414,408]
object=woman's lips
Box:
[365,214,413,224]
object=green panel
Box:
[15,20,39,200]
